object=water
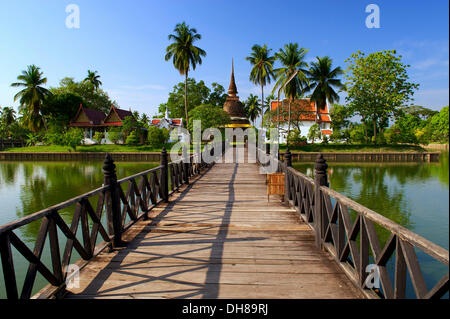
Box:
[293,152,449,298]
[0,161,158,298]
[0,155,448,298]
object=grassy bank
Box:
[279,143,428,153]
[2,144,173,153]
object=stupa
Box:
[223,60,251,128]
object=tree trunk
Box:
[287,99,292,146]
[184,72,189,132]
[373,119,377,144]
[261,84,264,128]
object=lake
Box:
[293,151,449,298]
[0,154,448,298]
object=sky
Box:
[0,0,448,118]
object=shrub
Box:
[63,128,84,150]
[125,131,140,145]
[93,131,104,144]
[108,127,123,145]
[147,126,168,148]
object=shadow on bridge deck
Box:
[65,147,364,299]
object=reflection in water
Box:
[294,152,449,298]
[0,161,157,242]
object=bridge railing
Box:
[257,146,449,299]
[0,142,223,299]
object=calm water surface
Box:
[293,151,449,298]
[0,161,158,298]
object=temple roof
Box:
[223,59,248,123]
[228,59,238,96]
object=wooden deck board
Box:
[65,156,364,299]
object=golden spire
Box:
[228,58,238,96]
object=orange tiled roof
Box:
[270,99,331,122]
[321,130,332,135]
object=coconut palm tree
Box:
[11,65,51,132]
[306,56,344,117]
[0,107,16,126]
[272,43,309,141]
[165,22,206,130]
[244,94,262,125]
[84,70,102,90]
[245,44,275,126]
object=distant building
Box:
[222,60,251,128]
[270,99,332,143]
[151,108,185,142]
[69,104,136,143]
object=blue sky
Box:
[0,0,448,117]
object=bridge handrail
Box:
[258,146,449,299]
[0,142,223,299]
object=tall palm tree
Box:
[263,94,276,127]
[272,43,309,142]
[84,70,102,90]
[165,21,206,130]
[244,94,262,125]
[245,44,275,126]
[306,56,344,118]
[11,65,51,132]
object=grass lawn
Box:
[279,143,428,153]
[2,144,173,153]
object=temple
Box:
[223,60,251,128]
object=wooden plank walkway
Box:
[65,151,364,299]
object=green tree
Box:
[206,82,227,107]
[428,106,449,143]
[246,44,276,124]
[307,123,321,143]
[188,104,231,133]
[11,65,52,132]
[165,22,206,130]
[306,56,344,112]
[345,50,419,143]
[273,43,309,140]
[125,131,140,145]
[41,92,85,127]
[329,103,352,131]
[107,127,123,144]
[0,107,17,126]
[51,77,115,113]
[83,70,102,90]
[147,126,169,147]
[244,94,262,125]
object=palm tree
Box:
[244,94,262,125]
[84,70,102,90]
[272,43,309,142]
[263,94,276,127]
[246,44,275,126]
[165,22,206,130]
[0,107,16,126]
[306,56,344,118]
[11,65,51,132]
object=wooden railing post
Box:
[314,154,328,248]
[103,153,123,248]
[184,160,190,185]
[284,148,292,205]
[160,147,169,202]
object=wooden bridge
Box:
[0,143,448,299]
